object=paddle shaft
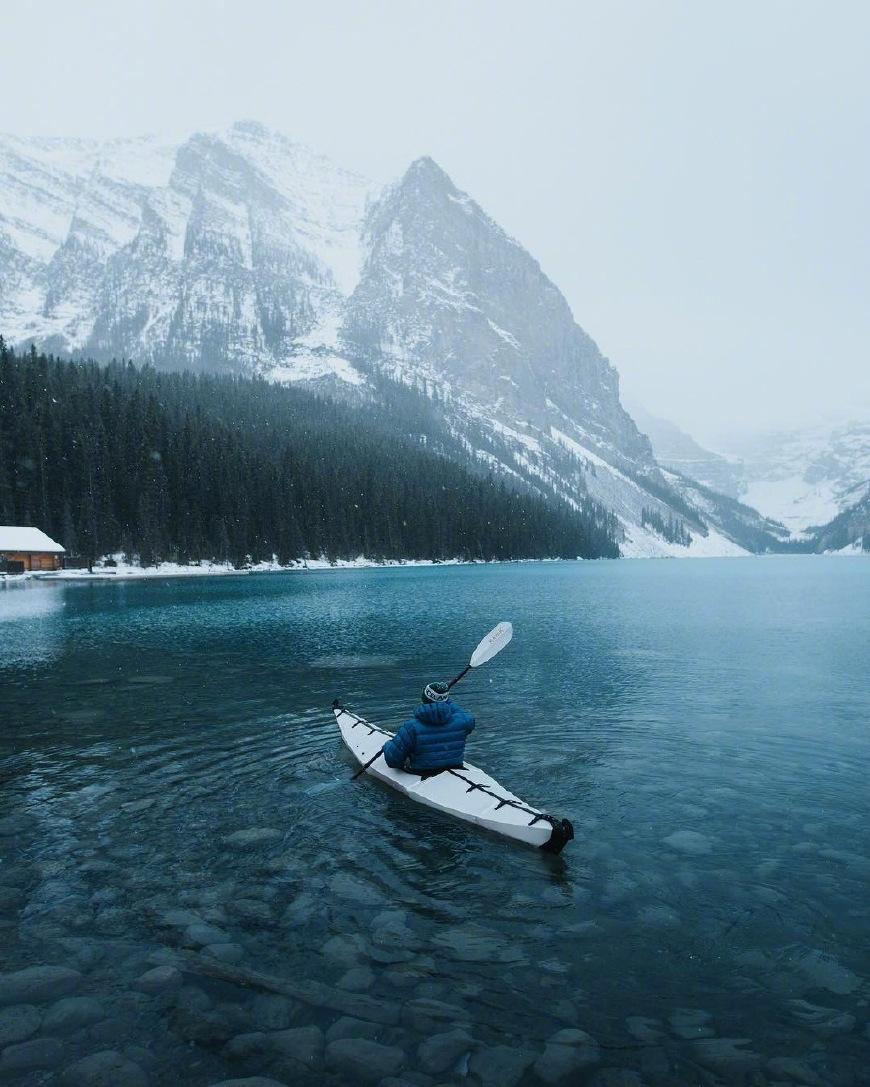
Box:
[447,664,471,690]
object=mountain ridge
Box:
[0,121,787,557]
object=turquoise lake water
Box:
[0,558,868,1086]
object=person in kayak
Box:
[381,682,475,778]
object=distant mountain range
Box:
[1,121,862,556]
[636,409,869,552]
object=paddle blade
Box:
[469,621,513,668]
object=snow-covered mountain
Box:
[634,404,869,551]
[719,422,870,536]
[628,403,743,498]
[1,121,783,557]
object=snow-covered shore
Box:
[0,555,531,584]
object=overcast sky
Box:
[3,0,868,444]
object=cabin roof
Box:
[0,526,66,553]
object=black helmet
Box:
[422,681,450,704]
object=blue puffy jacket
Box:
[382,700,475,771]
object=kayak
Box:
[333,702,574,853]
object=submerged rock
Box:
[588,1071,646,1087]
[329,873,385,905]
[185,922,229,946]
[134,966,182,994]
[432,924,520,963]
[470,1044,536,1087]
[787,998,855,1036]
[0,1004,41,1046]
[789,948,861,995]
[765,1056,823,1085]
[667,1008,714,1039]
[637,904,680,927]
[1,1036,64,1071]
[626,1016,662,1044]
[663,830,713,855]
[250,994,294,1031]
[224,828,282,848]
[691,1037,761,1072]
[0,965,82,1005]
[208,1080,289,1087]
[62,1050,149,1086]
[202,943,245,964]
[402,997,470,1033]
[270,1025,324,1068]
[322,933,367,966]
[416,1028,475,1075]
[161,908,202,927]
[229,898,273,925]
[42,997,105,1033]
[223,1032,269,1059]
[325,1017,382,1043]
[336,965,375,992]
[533,1029,600,1084]
[326,1037,405,1083]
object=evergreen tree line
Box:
[0,341,620,565]
[641,506,692,546]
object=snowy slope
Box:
[628,402,743,498]
[0,122,376,378]
[1,123,776,558]
[722,422,870,536]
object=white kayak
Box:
[333,703,574,853]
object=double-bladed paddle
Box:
[349,621,513,780]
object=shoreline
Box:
[0,555,572,585]
[1,549,864,587]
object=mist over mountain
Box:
[631,402,870,551]
[0,121,826,557]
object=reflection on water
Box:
[0,559,868,1087]
[0,581,66,666]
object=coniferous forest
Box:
[0,341,620,565]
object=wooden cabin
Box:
[0,526,66,572]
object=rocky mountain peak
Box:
[0,121,777,556]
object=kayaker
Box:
[381,682,475,778]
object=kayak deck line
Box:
[333,702,574,853]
